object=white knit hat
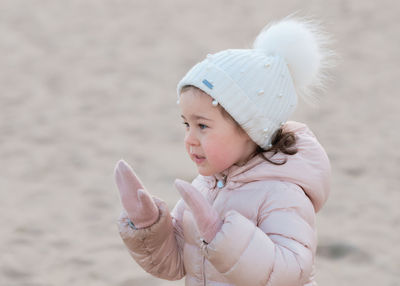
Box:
[177,18,329,149]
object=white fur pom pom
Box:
[253,17,333,101]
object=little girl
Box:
[115,17,332,286]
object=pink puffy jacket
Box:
[118,121,331,286]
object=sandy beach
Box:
[1,0,399,285]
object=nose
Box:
[184,128,199,147]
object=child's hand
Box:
[174,179,222,243]
[114,159,159,228]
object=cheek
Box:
[184,136,190,153]
[202,137,236,166]
[201,134,222,153]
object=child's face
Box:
[179,88,257,176]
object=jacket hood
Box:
[203,121,331,212]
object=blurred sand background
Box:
[1,0,399,285]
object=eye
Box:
[199,124,208,130]
[182,122,189,129]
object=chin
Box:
[197,167,215,177]
[198,170,212,176]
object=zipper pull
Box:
[199,238,209,255]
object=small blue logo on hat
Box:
[202,79,213,89]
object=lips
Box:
[191,154,206,164]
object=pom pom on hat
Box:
[253,17,332,101]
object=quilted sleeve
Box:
[204,184,316,286]
[118,198,186,281]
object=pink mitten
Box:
[114,159,159,229]
[174,179,222,243]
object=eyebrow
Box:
[181,115,213,121]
